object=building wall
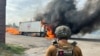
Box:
[0,0,6,43]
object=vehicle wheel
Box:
[40,32,45,37]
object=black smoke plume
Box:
[35,0,100,34]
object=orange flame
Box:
[45,25,55,40]
[6,27,20,35]
[41,20,55,40]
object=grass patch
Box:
[0,43,26,56]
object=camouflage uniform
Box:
[45,41,82,56]
[45,25,83,56]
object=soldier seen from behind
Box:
[45,25,83,56]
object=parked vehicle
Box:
[19,21,45,37]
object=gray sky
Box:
[6,0,87,26]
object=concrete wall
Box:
[0,0,6,43]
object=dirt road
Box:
[6,33,100,56]
[6,33,51,48]
[6,33,51,56]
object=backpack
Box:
[57,44,74,56]
[52,40,77,56]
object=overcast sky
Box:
[6,0,87,26]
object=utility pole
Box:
[0,0,6,43]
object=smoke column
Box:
[35,0,100,34]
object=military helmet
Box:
[55,25,71,39]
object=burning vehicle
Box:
[19,21,46,37]
[35,0,100,39]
